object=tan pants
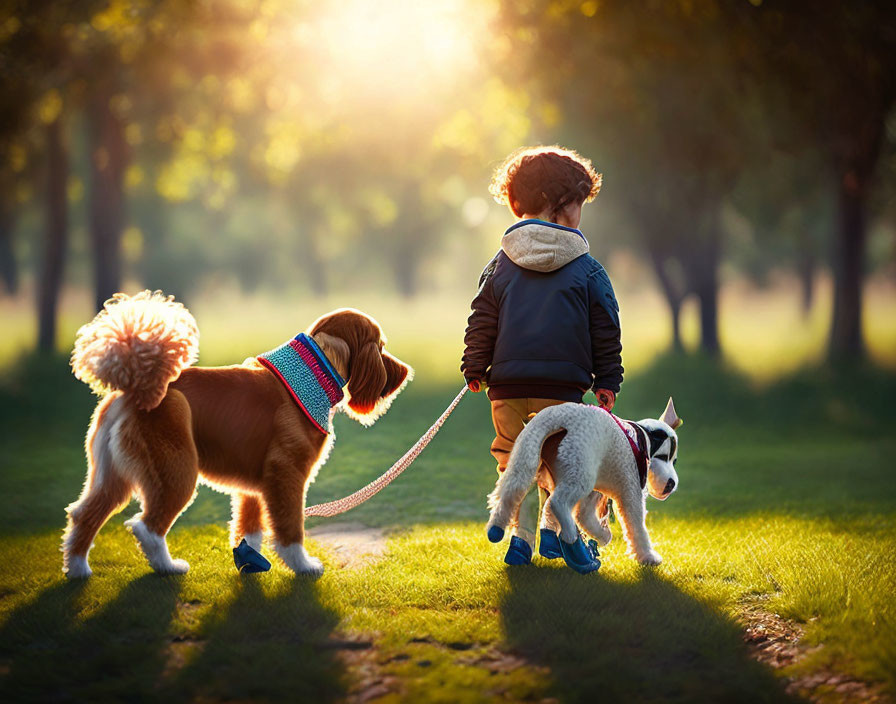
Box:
[490,398,566,543]
[490,398,566,471]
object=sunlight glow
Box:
[304,0,489,100]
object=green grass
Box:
[1,289,895,702]
[0,350,894,703]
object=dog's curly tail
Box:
[486,408,566,535]
[71,291,199,411]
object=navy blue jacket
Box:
[461,220,623,402]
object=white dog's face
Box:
[638,397,683,501]
[638,419,679,500]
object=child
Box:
[461,145,623,566]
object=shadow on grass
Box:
[501,567,801,704]
[0,575,183,703]
[164,575,346,703]
[0,571,346,703]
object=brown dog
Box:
[63,291,411,578]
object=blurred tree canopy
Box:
[495,0,895,358]
[744,0,896,358]
[0,0,893,360]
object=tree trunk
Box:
[827,106,888,361]
[828,169,867,360]
[647,248,684,352]
[37,117,69,351]
[393,247,419,298]
[670,298,682,351]
[87,82,128,312]
[798,244,815,317]
[387,219,422,298]
[136,185,168,289]
[392,184,426,298]
[689,217,721,356]
[0,199,18,295]
[694,266,719,356]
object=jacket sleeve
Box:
[588,266,624,394]
[460,265,499,381]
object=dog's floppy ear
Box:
[381,350,411,400]
[660,397,683,430]
[347,341,387,417]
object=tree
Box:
[495,0,758,355]
[86,66,129,311]
[728,148,834,317]
[0,1,104,348]
[746,1,896,361]
[0,137,28,296]
[38,112,68,350]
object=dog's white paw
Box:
[299,555,324,577]
[637,549,663,566]
[63,555,92,579]
[243,531,264,553]
[126,516,189,575]
[157,558,190,575]
[274,542,325,577]
[592,524,612,546]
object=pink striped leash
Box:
[304,385,469,518]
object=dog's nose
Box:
[664,478,676,494]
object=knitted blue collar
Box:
[257,333,346,434]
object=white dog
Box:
[486,398,682,570]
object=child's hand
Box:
[595,389,616,411]
[466,378,482,393]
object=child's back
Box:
[460,145,623,567]
[464,217,622,402]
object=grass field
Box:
[1,285,895,703]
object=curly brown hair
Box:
[489,145,602,220]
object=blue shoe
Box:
[587,539,601,561]
[233,538,272,573]
[487,525,505,543]
[504,536,533,565]
[559,535,601,574]
[538,529,563,559]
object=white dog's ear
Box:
[661,397,683,430]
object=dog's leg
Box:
[539,493,560,533]
[262,444,324,577]
[63,471,133,579]
[543,481,586,544]
[124,392,199,575]
[574,491,612,546]
[125,513,191,575]
[63,398,134,579]
[230,494,265,551]
[510,485,538,545]
[487,467,533,538]
[615,486,662,565]
[127,465,198,575]
[537,434,563,535]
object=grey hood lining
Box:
[501,222,590,272]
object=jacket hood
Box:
[501,219,589,272]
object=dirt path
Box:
[308,522,388,570]
[740,597,891,703]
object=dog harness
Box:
[597,407,649,489]
[257,333,346,434]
